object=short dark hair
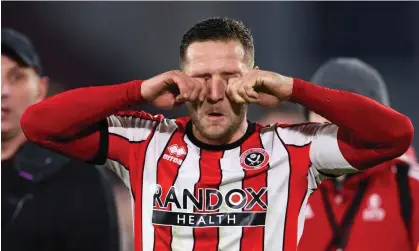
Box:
[179,17,255,67]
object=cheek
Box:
[186,103,199,116]
[229,102,244,115]
[12,83,38,112]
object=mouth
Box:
[206,112,225,120]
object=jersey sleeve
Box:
[277,122,359,178]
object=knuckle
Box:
[168,70,179,77]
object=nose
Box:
[207,77,226,103]
[1,78,10,98]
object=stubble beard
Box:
[188,104,247,143]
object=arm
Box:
[20,80,148,164]
[289,78,413,172]
[226,70,413,174]
[21,70,204,166]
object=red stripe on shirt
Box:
[192,149,224,251]
[283,144,310,251]
[153,129,188,251]
[240,127,268,251]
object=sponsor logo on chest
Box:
[152,186,268,227]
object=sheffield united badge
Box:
[240,148,270,170]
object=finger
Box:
[171,71,194,102]
[178,72,202,102]
[172,76,191,102]
[239,87,261,104]
[247,96,261,104]
[226,77,239,98]
[237,87,252,103]
[244,85,259,99]
[232,93,247,104]
[198,79,208,102]
[188,78,203,102]
[232,76,254,103]
[227,82,247,104]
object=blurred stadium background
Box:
[3,1,418,148]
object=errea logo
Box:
[168,144,186,157]
[163,144,187,165]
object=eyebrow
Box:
[7,65,22,73]
[191,70,242,78]
[10,64,29,71]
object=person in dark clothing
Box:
[1,28,121,251]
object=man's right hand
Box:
[141,70,207,109]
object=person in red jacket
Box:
[298,58,419,251]
[20,17,413,251]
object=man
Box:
[1,28,120,251]
[21,17,413,251]
[298,58,419,251]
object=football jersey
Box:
[102,111,358,251]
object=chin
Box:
[202,130,229,141]
[1,122,12,133]
[204,119,229,130]
[1,124,20,139]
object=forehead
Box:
[1,55,19,69]
[1,55,37,78]
[183,40,249,75]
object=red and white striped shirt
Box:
[20,79,413,251]
[104,112,357,251]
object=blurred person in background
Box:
[19,17,414,251]
[298,58,419,251]
[1,28,124,251]
[256,103,305,125]
[106,168,135,251]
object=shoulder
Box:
[112,110,164,121]
[275,122,318,129]
[274,122,335,147]
[108,110,165,130]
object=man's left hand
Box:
[226,69,293,107]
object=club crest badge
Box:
[240,148,270,170]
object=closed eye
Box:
[221,72,241,79]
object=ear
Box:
[35,76,49,102]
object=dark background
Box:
[3,1,418,149]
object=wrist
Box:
[280,76,294,101]
[289,78,310,103]
[127,80,145,104]
[269,74,294,101]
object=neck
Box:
[193,119,248,146]
[1,132,27,161]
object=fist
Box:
[141,70,207,109]
[227,69,293,107]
